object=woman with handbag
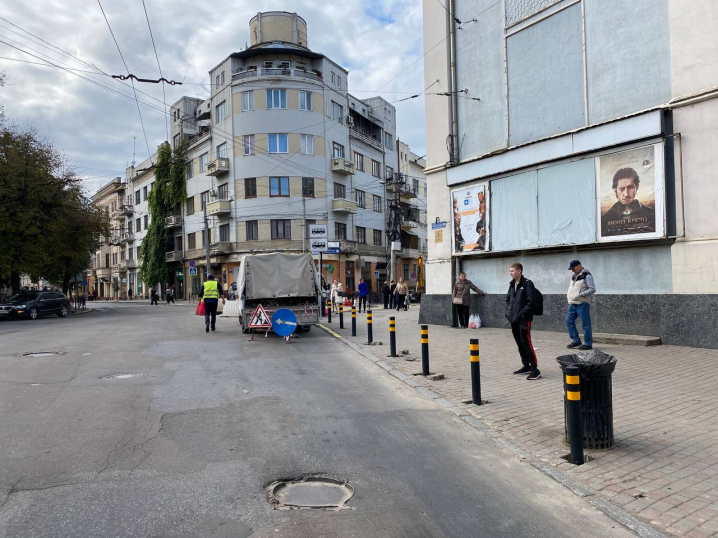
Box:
[452,272,487,328]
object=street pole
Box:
[302,197,306,254]
[204,204,211,278]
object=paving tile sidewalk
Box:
[322,306,718,537]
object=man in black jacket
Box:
[505,263,541,380]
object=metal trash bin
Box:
[556,350,617,449]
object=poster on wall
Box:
[451,183,489,254]
[596,144,665,243]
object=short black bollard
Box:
[339,304,344,329]
[565,365,585,465]
[351,306,357,336]
[327,300,332,324]
[389,316,397,357]
[421,325,430,376]
[470,339,481,405]
[367,310,373,344]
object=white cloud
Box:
[0,0,426,194]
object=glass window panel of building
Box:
[268,134,288,154]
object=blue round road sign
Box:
[271,308,298,337]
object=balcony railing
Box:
[165,251,182,262]
[332,198,358,214]
[386,182,418,198]
[210,241,232,254]
[120,232,135,243]
[261,68,291,77]
[331,158,356,175]
[109,235,122,246]
[231,68,323,83]
[206,157,230,176]
[206,199,231,216]
[349,128,383,151]
[120,204,134,216]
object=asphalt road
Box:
[0,304,635,537]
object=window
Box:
[135,218,141,233]
[215,75,219,88]
[105,253,110,267]
[221,71,225,85]
[271,219,291,239]
[143,186,148,200]
[150,182,154,191]
[356,226,366,244]
[135,191,141,204]
[373,194,382,212]
[299,91,312,111]
[128,247,134,260]
[335,222,346,239]
[218,183,229,200]
[384,131,393,148]
[302,177,314,198]
[413,178,420,194]
[373,229,382,246]
[246,220,258,240]
[355,189,366,208]
[136,246,141,259]
[143,215,148,229]
[331,101,343,123]
[215,100,227,123]
[300,134,314,155]
[270,176,289,197]
[268,133,288,154]
[331,72,335,84]
[372,159,380,178]
[217,142,227,159]
[386,166,394,180]
[404,263,410,281]
[266,89,287,109]
[244,178,257,198]
[353,152,364,172]
[113,252,117,265]
[200,153,209,172]
[243,134,255,155]
[219,223,229,242]
[242,90,254,111]
[332,142,345,158]
[334,182,346,199]
[187,232,196,250]
[337,75,341,89]
[186,160,193,179]
[186,197,195,215]
[201,190,209,209]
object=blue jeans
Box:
[566,303,592,346]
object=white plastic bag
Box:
[468,314,482,329]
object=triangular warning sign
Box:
[248,304,272,328]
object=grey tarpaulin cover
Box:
[241,253,318,300]
[556,349,617,377]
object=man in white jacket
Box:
[566,260,596,350]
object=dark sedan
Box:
[0,291,71,320]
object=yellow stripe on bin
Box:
[566,375,580,385]
[567,391,581,401]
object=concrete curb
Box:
[317,323,667,538]
[71,308,92,315]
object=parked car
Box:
[0,290,71,320]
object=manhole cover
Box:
[22,351,65,358]
[267,476,354,510]
[100,373,146,380]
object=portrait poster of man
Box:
[596,144,665,242]
[451,183,489,254]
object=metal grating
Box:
[505,0,563,26]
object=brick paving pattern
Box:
[323,304,718,537]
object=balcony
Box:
[210,241,232,254]
[118,261,128,273]
[401,220,421,231]
[109,235,122,246]
[94,267,111,279]
[331,158,356,175]
[124,259,137,269]
[231,68,323,83]
[332,198,358,214]
[386,181,418,199]
[206,157,230,176]
[165,251,182,262]
[120,204,134,216]
[206,199,231,216]
[111,210,125,221]
[261,67,291,77]
[349,128,383,151]
[120,232,135,244]
[165,215,182,228]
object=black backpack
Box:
[527,280,544,316]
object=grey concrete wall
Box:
[585,0,671,124]
[455,0,507,159]
[507,4,585,145]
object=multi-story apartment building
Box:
[421,0,718,347]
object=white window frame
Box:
[332,142,345,159]
[299,91,312,111]
[217,142,227,159]
[373,194,382,212]
[266,89,287,109]
[215,101,227,123]
[300,134,314,155]
[268,133,288,154]
[355,189,366,208]
[242,91,254,111]
[242,135,255,156]
[200,153,209,172]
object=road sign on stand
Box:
[309,224,328,239]
[310,240,327,254]
[248,304,272,328]
[271,308,298,338]
[189,267,197,275]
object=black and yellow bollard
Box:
[565,365,584,465]
[339,303,344,329]
[470,339,482,405]
[327,300,332,324]
[389,316,397,357]
[367,310,373,344]
[421,325,430,376]
[351,306,357,336]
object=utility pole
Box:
[204,204,211,279]
[302,197,307,253]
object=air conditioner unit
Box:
[346,116,354,127]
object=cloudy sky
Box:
[0,0,426,195]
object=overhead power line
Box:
[140,0,169,140]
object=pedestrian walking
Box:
[566,260,595,350]
[357,279,369,312]
[330,280,343,313]
[127,287,132,301]
[200,274,225,333]
[395,278,409,311]
[382,281,391,309]
[0,283,8,303]
[150,287,158,305]
[389,280,396,309]
[452,272,487,328]
[505,263,542,380]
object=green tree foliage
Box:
[138,141,186,287]
[0,122,108,293]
